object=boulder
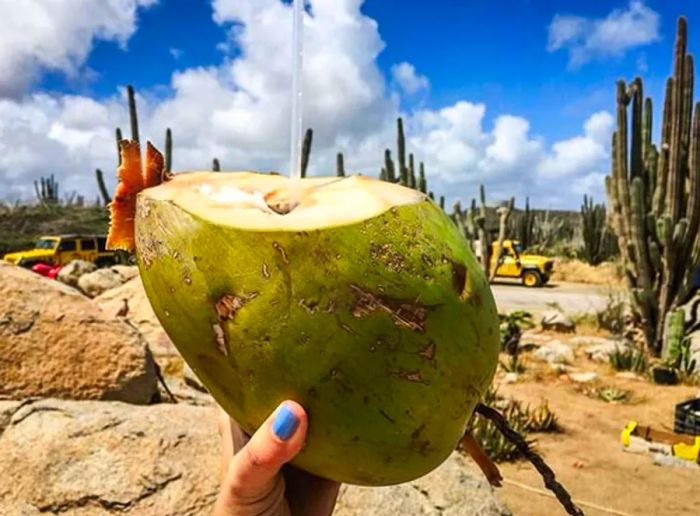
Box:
[111,265,139,283]
[534,340,575,364]
[0,399,220,514]
[584,339,629,363]
[78,268,125,298]
[0,399,509,516]
[56,260,96,288]
[335,452,509,516]
[95,277,178,358]
[569,372,598,383]
[540,310,576,333]
[0,262,158,404]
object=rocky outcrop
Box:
[56,260,96,288]
[533,340,575,365]
[540,310,575,333]
[95,277,178,358]
[0,262,158,404]
[336,453,510,516]
[0,398,509,516]
[78,268,125,298]
[0,399,220,515]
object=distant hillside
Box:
[0,204,109,256]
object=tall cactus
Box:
[95,169,111,205]
[418,162,427,193]
[115,128,123,165]
[336,153,345,177]
[580,195,617,265]
[606,17,700,354]
[397,118,408,186]
[408,153,416,189]
[517,197,534,249]
[383,149,396,183]
[34,174,59,205]
[489,198,515,282]
[164,128,173,173]
[300,128,313,178]
[126,85,140,144]
[476,185,490,275]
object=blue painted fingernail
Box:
[272,403,299,441]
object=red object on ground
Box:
[32,262,62,279]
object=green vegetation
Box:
[465,388,558,462]
[606,17,700,356]
[0,204,109,257]
[608,345,649,374]
[580,195,618,265]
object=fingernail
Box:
[272,403,299,441]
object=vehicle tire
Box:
[522,270,542,287]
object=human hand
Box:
[214,400,341,516]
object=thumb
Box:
[216,401,308,512]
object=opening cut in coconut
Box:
[142,172,426,231]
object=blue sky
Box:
[2,0,700,208]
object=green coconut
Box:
[135,171,499,486]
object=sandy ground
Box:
[480,349,700,516]
[491,280,614,315]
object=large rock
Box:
[0,399,219,515]
[335,453,509,516]
[78,268,125,298]
[540,310,575,333]
[0,399,508,515]
[533,339,575,364]
[0,262,158,404]
[56,260,96,288]
[111,265,139,283]
[583,339,630,363]
[95,277,178,358]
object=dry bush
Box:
[550,258,623,285]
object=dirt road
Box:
[490,281,614,315]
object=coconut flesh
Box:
[135,172,499,486]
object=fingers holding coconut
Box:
[221,401,307,501]
[218,409,251,482]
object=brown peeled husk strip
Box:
[106,140,166,251]
[460,433,503,487]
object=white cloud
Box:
[547,1,660,68]
[391,62,429,95]
[0,0,615,209]
[169,48,184,60]
[0,0,157,98]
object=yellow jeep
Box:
[3,235,118,269]
[489,240,554,287]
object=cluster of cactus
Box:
[490,198,515,281]
[580,195,618,265]
[451,185,514,277]
[34,174,59,205]
[606,17,700,355]
[452,187,485,266]
[531,211,571,251]
[379,118,444,208]
[516,197,534,250]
